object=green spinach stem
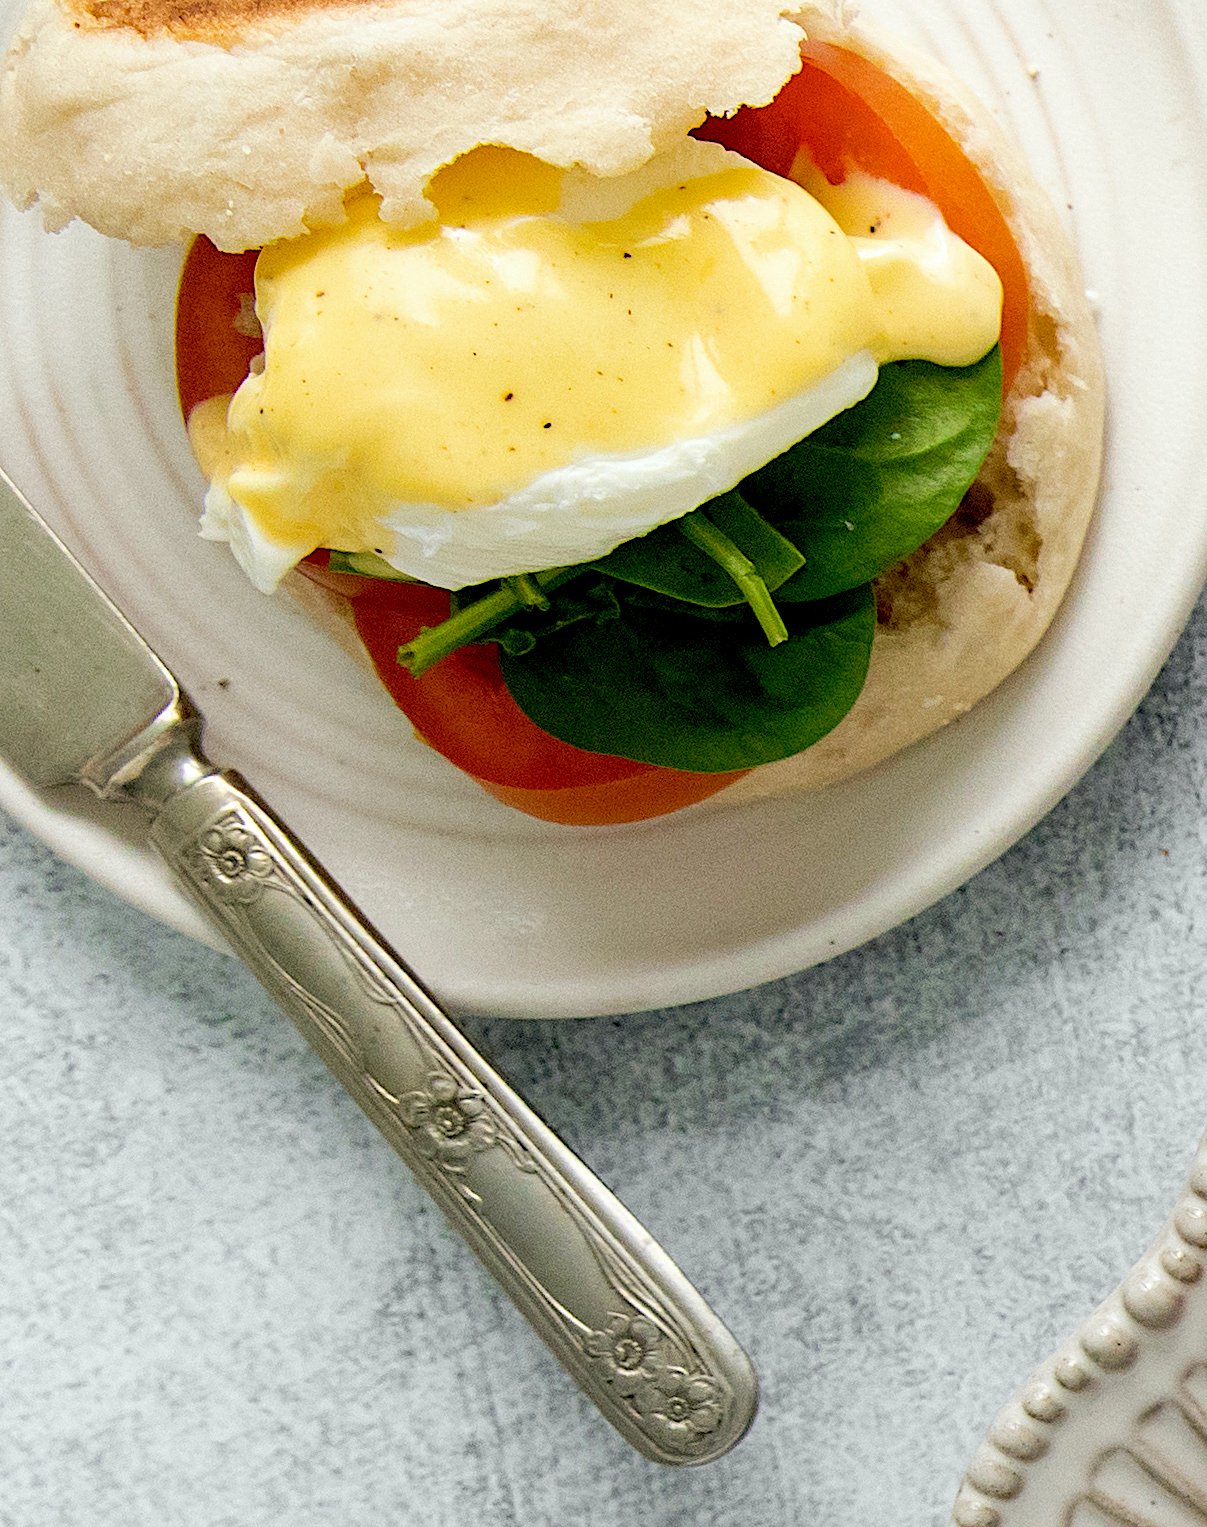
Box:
[398,566,578,677]
[504,573,553,610]
[677,516,789,646]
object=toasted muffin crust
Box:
[0,0,815,248]
[80,0,385,45]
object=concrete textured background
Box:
[5,584,1207,1527]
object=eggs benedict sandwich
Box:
[0,0,1104,824]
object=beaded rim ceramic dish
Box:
[954,1132,1207,1526]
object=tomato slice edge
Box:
[340,572,749,825]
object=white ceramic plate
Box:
[1,0,1204,1019]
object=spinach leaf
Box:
[489,577,621,657]
[327,550,416,581]
[499,583,875,772]
[745,348,1002,601]
[589,491,804,606]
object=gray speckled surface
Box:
[6,591,1207,1527]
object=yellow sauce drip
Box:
[792,152,1003,369]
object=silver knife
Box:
[0,467,758,1464]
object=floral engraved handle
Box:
[129,752,757,1465]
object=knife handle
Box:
[122,727,757,1464]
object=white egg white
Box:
[199,350,877,593]
[378,350,876,588]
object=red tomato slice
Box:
[312,570,747,825]
[175,43,1029,823]
[175,238,261,420]
[696,42,1029,394]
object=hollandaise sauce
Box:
[190,140,1001,592]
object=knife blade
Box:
[0,467,758,1464]
[0,482,177,791]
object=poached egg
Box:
[188,137,1002,593]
